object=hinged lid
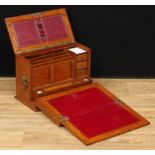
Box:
[5,8,75,55]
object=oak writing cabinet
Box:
[5,8,149,145]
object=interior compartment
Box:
[24,45,74,59]
[30,51,73,64]
[31,50,68,60]
[31,54,73,65]
[29,46,89,90]
[31,58,72,68]
[26,49,65,61]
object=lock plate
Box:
[21,76,29,87]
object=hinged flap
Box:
[5,8,75,55]
[37,83,149,145]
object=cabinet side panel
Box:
[16,55,38,111]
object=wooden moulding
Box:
[37,83,150,145]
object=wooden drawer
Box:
[76,61,87,69]
[75,54,87,62]
[76,69,87,77]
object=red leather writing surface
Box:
[69,104,138,137]
[13,15,68,48]
[48,87,139,138]
[48,87,115,118]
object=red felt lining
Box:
[47,87,140,138]
[42,15,68,41]
[13,15,68,48]
[13,20,41,47]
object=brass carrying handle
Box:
[21,76,29,87]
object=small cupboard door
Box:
[32,66,50,88]
[51,60,73,83]
[32,59,74,89]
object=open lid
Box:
[5,8,75,55]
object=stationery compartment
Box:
[31,54,73,67]
[31,51,73,65]
[24,49,61,59]
[29,51,66,62]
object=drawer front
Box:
[76,61,87,69]
[76,69,87,77]
[75,54,87,62]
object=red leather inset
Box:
[69,104,138,137]
[48,87,115,118]
[48,87,139,138]
[13,15,68,48]
[42,15,68,41]
[13,20,41,47]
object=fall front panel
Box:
[38,83,149,145]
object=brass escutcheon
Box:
[21,76,29,87]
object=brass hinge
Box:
[59,115,69,125]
